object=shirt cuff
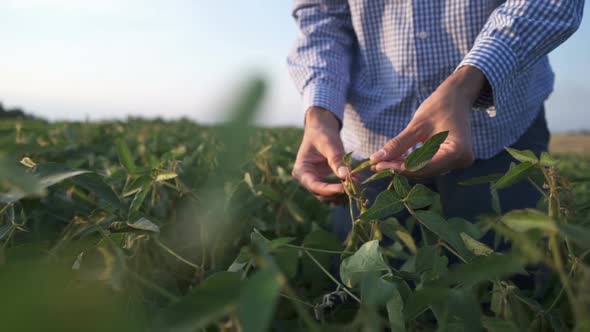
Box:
[457,36,518,110]
[302,81,347,122]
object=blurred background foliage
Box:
[1,79,590,331]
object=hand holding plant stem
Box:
[291,107,349,203]
[370,66,486,178]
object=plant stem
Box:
[95,226,179,302]
[284,244,353,255]
[549,234,576,316]
[527,177,548,198]
[438,241,468,264]
[544,165,577,316]
[545,260,577,314]
[303,250,361,303]
[283,285,322,331]
[126,268,180,302]
[155,238,203,271]
[279,292,315,308]
[545,169,575,258]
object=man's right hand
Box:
[292,107,348,203]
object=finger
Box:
[374,155,406,172]
[375,159,405,172]
[299,170,345,196]
[370,128,419,163]
[316,134,348,179]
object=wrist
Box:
[448,65,488,105]
[305,107,341,131]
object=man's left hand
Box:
[370,66,487,179]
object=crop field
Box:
[1,82,590,331]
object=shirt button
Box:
[420,86,429,93]
[417,31,429,40]
[487,106,497,118]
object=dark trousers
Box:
[333,106,550,247]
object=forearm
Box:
[287,0,354,121]
[444,66,488,107]
[458,0,583,107]
[305,107,341,132]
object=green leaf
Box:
[0,192,27,204]
[539,152,558,166]
[505,147,538,164]
[123,175,152,198]
[449,288,483,332]
[459,173,504,186]
[362,168,394,185]
[558,224,590,249]
[34,163,90,188]
[443,253,526,286]
[268,237,296,250]
[273,247,299,279]
[404,184,436,209]
[492,162,535,190]
[393,174,411,197]
[481,317,520,332]
[156,272,242,331]
[404,287,449,320]
[343,152,353,166]
[256,185,282,203]
[413,211,472,261]
[360,272,396,306]
[155,171,178,182]
[238,269,281,332]
[285,201,306,223]
[127,217,160,233]
[460,233,493,256]
[486,219,544,262]
[340,240,390,288]
[414,246,448,279]
[228,247,251,273]
[404,131,449,172]
[302,228,342,251]
[116,139,137,173]
[129,181,151,214]
[381,219,418,255]
[0,224,13,241]
[359,190,404,221]
[386,287,406,332]
[72,173,123,209]
[0,155,43,199]
[250,229,271,248]
[448,217,484,240]
[501,209,557,233]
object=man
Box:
[287,1,583,243]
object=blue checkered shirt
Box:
[287,0,583,159]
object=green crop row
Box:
[1,80,589,331]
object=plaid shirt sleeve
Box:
[459,0,584,109]
[287,0,354,122]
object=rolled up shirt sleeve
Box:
[287,0,355,122]
[458,0,584,109]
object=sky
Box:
[0,0,588,132]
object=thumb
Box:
[317,134,348,179]
[371,129,417,162]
